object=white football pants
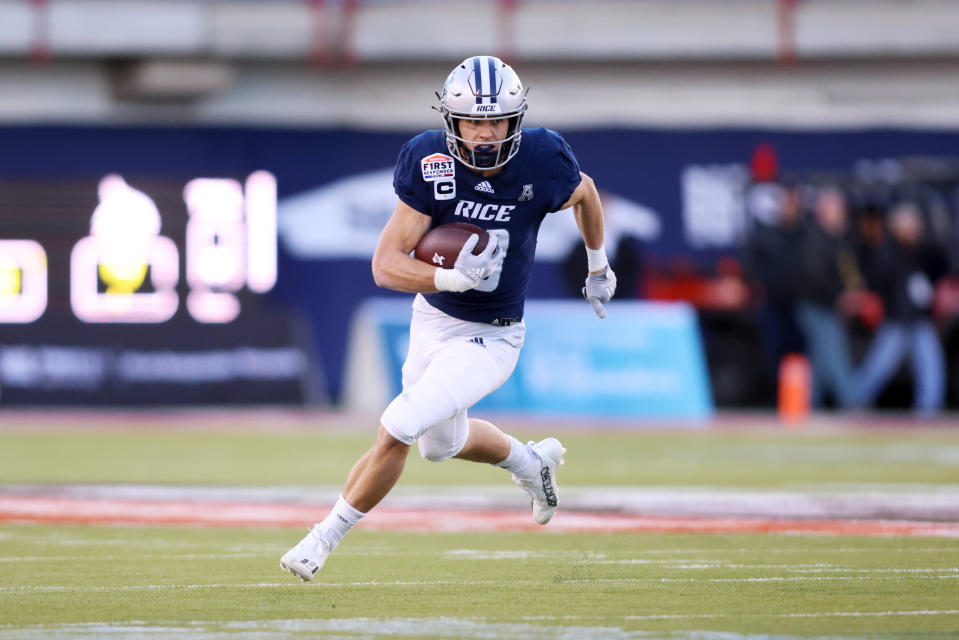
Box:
[380,294,524,462]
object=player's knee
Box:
[382,380,461,445]
[418,438,453,463]
[417,412,468,463]
[379,393,419,446]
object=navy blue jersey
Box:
[393,127,581,323]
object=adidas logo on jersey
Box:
[474,181,494,194]
[468,337,486,348]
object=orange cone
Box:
[778,353,810,426]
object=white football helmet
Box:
[436,55,528,171]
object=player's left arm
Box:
[560,171,617,318]
[561,172,605,271]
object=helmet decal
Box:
[471,56,499,105]
[473,56,484,104]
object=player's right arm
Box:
[371,200,440,293]
[372,200,503,294]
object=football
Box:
[413,222,490,269]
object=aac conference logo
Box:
[0,171,277,324]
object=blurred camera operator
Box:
[741,180,805,402]
[794,186,862,409]
[854,202,949,415]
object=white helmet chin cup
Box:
[436,55,528,171]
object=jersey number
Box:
[474,228,509,292]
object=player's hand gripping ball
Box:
[413,222,489,269]
[416,222,502,293]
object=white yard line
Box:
[626,609,959,620]
[0,553,262,562]
[4,573,959,594]
[5,549,956,576]
[0,580,505,593]
[562,575,959,583]
[644,546,959,553]
[441,552,959,573]
[6,553,955,576]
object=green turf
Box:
[1,421,959,487]
[1,523,957,638]
[1,415,958,638]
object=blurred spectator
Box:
[794,186,861,409]
[854,202,950,415]
[742,180,804,400]
[951,183,959,273]
[846,204,887,330]
[854,204,885,266]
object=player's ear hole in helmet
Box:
[434,55,529,171]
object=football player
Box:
[281,55,616,581]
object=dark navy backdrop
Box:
[2,125,958,402]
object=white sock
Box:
[494,436,541,480]
[315,494,366,551]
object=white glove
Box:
[434,234,503,293]
[582,266,617,318]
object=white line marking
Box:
[443,549,608,560]
[784,609,959,618]
[592,562,959,573]
[626,546,959,554]
[0,553,261,563]
[444,553,959,575]
[626,609,959,620]
[4,573,959,594]
[562,575,959,584]
[0,580,505,593]
[785,567,959,574]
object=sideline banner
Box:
[0,171,321,406]
[344,299,713,421]
[0,312,322,406]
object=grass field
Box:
[1,410,958,639]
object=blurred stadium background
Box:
[2,0,959,414]
[2,1,959,638]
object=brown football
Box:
[413,222,490,269]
